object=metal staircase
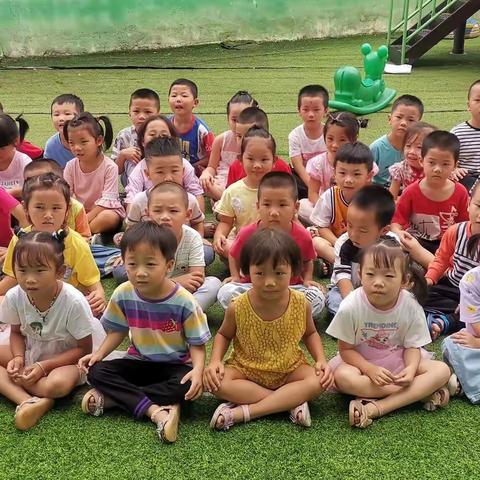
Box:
[387,0,480,64]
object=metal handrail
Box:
[388,0,460,63]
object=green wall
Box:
[0,0,402,57]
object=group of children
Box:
[0,77,480,443]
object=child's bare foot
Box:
[349,398,381,428]
[210,403,250,431]
[150,404,181,443]
[15,396,54,431]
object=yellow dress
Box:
[225,289,308,389]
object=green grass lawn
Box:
[1,34,480,479]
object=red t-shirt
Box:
[0,188,19,247]
[392,180,469,241]
[226,156,292,188]
[229,220,316,284]
[16,140,43,160]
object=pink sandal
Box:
[209,402,251,431]
[289,402,311,427]
[422,386,450,411]
[348,398,382,429]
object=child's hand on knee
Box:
[393,364,416,386]
[20,363,46,386]
[203,361,225,392]
[314,361,334,390]
[6,355,24,380]
[365,365,395,386]
[181,367,204,401]
[78,352,103,373]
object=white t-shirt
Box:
[326,287,430,349]
[288,124,326,167]
[0,150,32,191]
[171,225,205,277]
[1,283,93,365]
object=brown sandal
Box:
[348,398,382,429]
[15,396,54,431]
[151,404,181,443]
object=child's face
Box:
[361,254,404,310]
[388,105,422,138]
[420,147,456,185]
[26,189,69,233]
[468,186,480,227]
[235,121,255,146]
[347,204,387,248]
[334,161,372,199]
[257,186,298,231]
[0,144,16,165]
[228,103,251,133]
[403,133,424,170]
[145,155,184,186]
[241,138,274,186]
[147,190,191,239]
[169,85,198,116]
[298,96,327,126]
[325,124,351,163]
[250,259,292,301]
[143,119,172,145]
[129,98,160,131]
[51,102,79,133]
[124,242,174,299]
[15,259,59,295]
[67,127,103,160]
[468,84,480,121]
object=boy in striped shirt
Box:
[79,221,210,444]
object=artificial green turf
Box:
[1,34,480,479]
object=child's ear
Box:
[57,265,66,279]
[166,259,175,273]
[22,201,31,224]
[144,168,151,180]
[294,200,300,213]
[367,169,375,183]
[387,113,392,124]
[185,207,192,221]
[96,136,104,148]
[194,98,199,108]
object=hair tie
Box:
[15,227,27,238]
[52,230,67,242]
[358,118,369,128]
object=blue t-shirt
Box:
[44,133,75,169]
[370,134,403,186]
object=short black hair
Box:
[144,136,182,165]
[148,181,189,210]
[24,158,63,179]
[120,221,177,262]
[334,142,374,171]
[169,78,198,98]
[391,94,424,117]
[237,107,269,130]
[51,94,84,114]
[240,228,302,278]
[258,171,298,201]
[421,130,460,162]
[130,88,160,109]
[297,85,329,109]
[350,185,395,228]
[468,79,480,99]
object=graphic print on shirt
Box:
[180,139,191,162]
[361,321,399,350]
[410,206,458,240]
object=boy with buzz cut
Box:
[226,106,291,187]
[217,171,325,318]
[326,184,397,315]
[80,221,211,444]
[371,94,424,186]
[310,142,375,265]
[44,94,84,168]
[289,84,329,199]
[168,78,214,176]
[451,79,480,192]
[392,130,469,269]
[112,88,161,187]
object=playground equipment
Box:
[328,43,397,115]
[387,0,480,65]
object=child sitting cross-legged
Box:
[217,172,325,318]
[114,182,221,312]
[204,228,334,431]
[79,222,211,444]
[327,239,452,429]
[309,142,375,265]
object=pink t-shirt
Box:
[229,220,316,284]
[64,155,124,214]
[392,180,469,241]
[306,152,335,194]
[0,150,32,192]
[124,158,204,204]
[0,188,19,247]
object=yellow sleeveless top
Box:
[329,186,349,237]
[225,289,308,389]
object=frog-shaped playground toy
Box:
[329,43,396,115]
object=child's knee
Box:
[333,366,356,391]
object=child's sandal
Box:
[209,402,237,431]
[81,388,106,417]
[349,398,382,429]
[14,396,54,431]
[152,404,181,444]
[422,386,450,411]
[289,401,312,427]
[447,373,463,397]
